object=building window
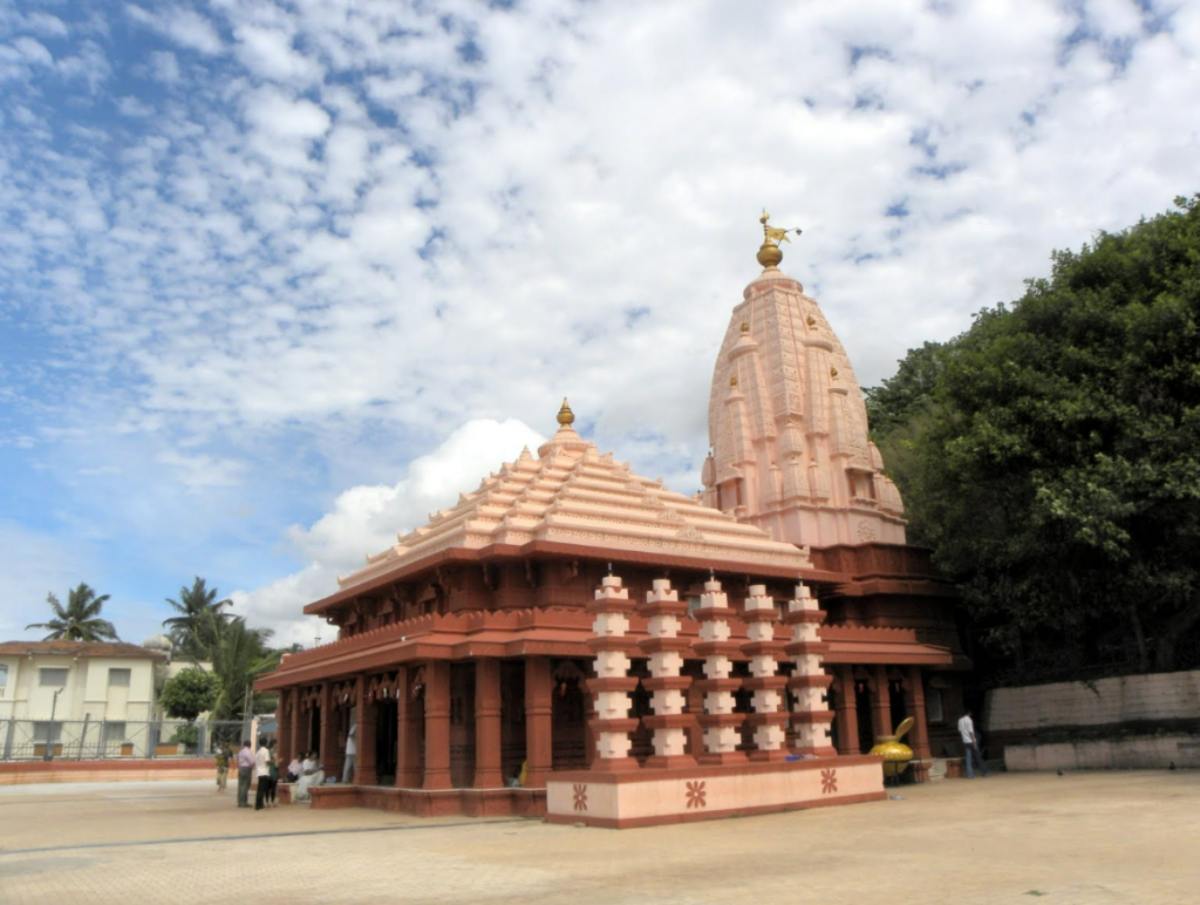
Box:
[103,722,127,744]
[39,667,68,687]
[108,668,132,687]
[0,663,7,693]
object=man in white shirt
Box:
[254,738,272,810]
[957,710,988,778]
[235,741,255,808]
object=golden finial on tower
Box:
[556,397,575,427]
[757,210,801,269]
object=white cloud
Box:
[231,418,544,644]
[126,5,223,55]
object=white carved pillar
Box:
[637,578,694,767]
[784,582,836,756]
[585,574,640,770]
[693,578,745,764]
[741,584,789,760]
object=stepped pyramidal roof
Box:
[336,399,811,594]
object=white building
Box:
[0,640,167,758]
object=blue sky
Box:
[2,0,1198,646]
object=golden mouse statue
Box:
[869,716,915,780]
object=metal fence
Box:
[0,718,274,761]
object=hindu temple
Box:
[257,215,969,822]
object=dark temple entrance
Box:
[374,700,398,786]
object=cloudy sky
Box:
[1,0,1197,647]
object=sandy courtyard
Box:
[0,771,1196,904]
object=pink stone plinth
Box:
[546,755,885,828]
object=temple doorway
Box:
[374,700,397,786]
[308,705,320,755]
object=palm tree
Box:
[163,577,232,660]
[26,584,119,642]
[209,617,281,720]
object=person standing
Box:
[235,740,255,807]
[214,743,231,792]
[957,709,988,779]
[254,737,272,810]
[341,722,357,784]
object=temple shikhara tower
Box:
[258,214,968,826]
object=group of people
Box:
[215,739,281,809]
[288,751,326,801]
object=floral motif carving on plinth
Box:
[685,780,707,809]
[572,783,588,812]
[820,768,838,794]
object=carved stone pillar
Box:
[355,677,377,785]
[474,658,503,787]
[585,574,640,770]
[741,584,789,760]
[422,661,451,790]
[835,668,860,754]
[871,665,892,743]
[395,667,418,787]
[694,578,745,764]
[905,666,932,762]
[289,689,304,765]
[784,582,836,756]
[275,690,291,770]
[524,657,554,787]
[637,578,694,767]
[318,682,337,775]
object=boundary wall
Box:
[985,670,1200,771]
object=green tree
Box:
[26,583,119,642]
[160,666,222,723]
[869,196,1200,679]
[209,617,282,721]
[162,577,232,660]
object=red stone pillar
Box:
[871,665,892,743]
[422,661,452,790]
[275,690,291,769]
[524,657,553,787]
[474,659,503,787]
[396,667,421,787]
[905,666,932,761]
[289,690,304,764]
[835,668,860,755]
[685,678,705,757]
[354,677,376,785]
[318,682,337,775]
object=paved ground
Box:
[0,771,1196,904]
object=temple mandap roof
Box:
[307,400,813,616]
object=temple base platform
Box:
[545,755,884,828]
[305,783,546,817]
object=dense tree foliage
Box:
[869,196,1200,681]
[26,584,119,642]
[160,666,222,723]
[209,617,282,721]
